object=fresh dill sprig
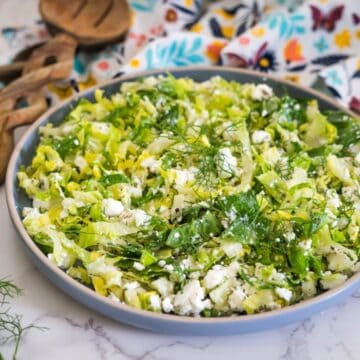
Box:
[0,278,46,360]
[0,279,21,304]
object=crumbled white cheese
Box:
[102,198,124,217]
[221,241,243,258]
[86,257,122,287]
[299,239,312,252]
[326,189,341,210]
[131,209,151,227]
[74,155,88,171]
[22,207,40,218]
[124,281,140,290]
[164,264,174,272]
[284,232,296,241]
[216,148,237,178]
[174,169,196,187]
[149,294,161,310]
[133,262,145,271]
[275,287,292,302]
[162,297,174,313]
[228,287,245,310]
[173,280,211,315]
[262,147,283,166]
[203,266,227,290]
[140,156,159,173]
[252,130,271,144]
[61,198,85,218]
[180,258,193,270]
[270,269,286,283]
[252,84,273,101]
[33,198,50,210]
[158,260,166,267]
[152,277,174,297]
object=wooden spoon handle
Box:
[0,34,77,103]
[0,125,14,184]
[0,92,47,184]
[0,61,26,82]
[0,34,77,184]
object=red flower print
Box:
[238,36,250,45]
[150,24,164,36]
[129,32,148,48]
[349,97,360,114]
[97,60,109,71]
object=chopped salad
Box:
[18,75,360,316]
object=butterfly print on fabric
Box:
[226,42,278,72]
[352,13,360,25]
[310,5,344,32]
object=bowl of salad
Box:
[6,67,360,335]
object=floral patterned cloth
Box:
[1,0,359,112]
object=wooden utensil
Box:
[0,43,46,84]
[0,0,131,82]
[0,93,47,184]
[0,0,131,184]
[0,33,77,183]
[40,0,131,47]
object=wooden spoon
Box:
[40,0,131,47]
[0,0,131,82]
[0,0,131,184]
[0,33,77,184]
[0,93,47,184]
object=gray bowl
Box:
[6,67,360,335]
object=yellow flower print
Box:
[191,23,203,32]
[355,29,360,40]
[222,26,234,39]
[78,76,97,91]
[184,0,193,6]
[191,23,203,33]
[334,29,351,49]
[357,59,360,70]
[130,58,141,68]
[214,9,234,20]
[251,26,266,38]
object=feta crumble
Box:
[102,198,124,217]
[275,287,292,302]
[252,84,273,101]
[252,130,271,144]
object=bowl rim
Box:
[6,65,360,326]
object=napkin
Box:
[1,0,359,112]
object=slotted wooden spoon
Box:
[40,0,131,47]
[0,0,131,183]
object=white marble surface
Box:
[1,0,360,358]
[1,183,360,359]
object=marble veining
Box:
[0,1,360,357]
[1,182,360,359]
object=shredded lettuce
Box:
[18,76,360,317]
